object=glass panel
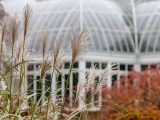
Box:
[84,12,99,28]
[72,73,79,99]
[112,63,118,70]
[86,91,92,105]
[112,75,117,86]
[73,73,79,86]
[126,33,134,52]
[63,12,80,28]
[120,64,126,71]
[112,33,120,51]
[64,62,70,69]
[45,74,52,97]
[57,74,62,98]
[94,76,99,106]
[102,63,107,69]
[36,76,42,104]
[65,74,69,96]
[73,62,79,69]
[94,62,99,69]
[140,35,148,52]
[95,76,99,84]
[141,64,148,71]
[36,63,40,70]
[104,31,115,51]
[27,75,34,95]
[27,64,34,71]
[121,39,128,52]
[150,64,157,69]
[86,62,92,69]
[128,64,133,71]
[91,31,101,50]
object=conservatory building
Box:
[2,0,160,110]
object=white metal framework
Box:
[2,0,160,110]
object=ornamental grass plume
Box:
[40,32,50,79]
[40,32,48,60]
[0,16,9,45]
[52,36,65,69]
[9,16,19,64]
[21,4,32,63]
[0,16,9,64]
[10,16,19,47]
[40,57,51,79]
[15,39,23,63]
[71,26,89,63]
[23,4,32,39]
[100,63,119,85]
[86,66,100,92]
[86,63,118,92]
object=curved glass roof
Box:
[2,0,160,54]
[136,1,160,53]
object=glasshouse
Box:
[0,0,160,119]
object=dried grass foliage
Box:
[40,32,48,59]
[10,16,19,47]
[0,4,126,120]
[40,57,50,79]
[0,16,9,43]
[52,36,65,69]
[71,26,89,63]
[23,4,32,39]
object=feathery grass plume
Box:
[10,16,19,47]
[86,66,100,92]
[40,32,48,59]
[0,16,9,63]
[15,39,23,63]
[17,4,32,99]
[0,16,9,45]
[40,57,51,79]
[8,16,19,109]
[99,63,118,86]
[21,4,32,60]
[52,36,65,69]
[23,4,32,39]
[85,64,117,92]
[71,26,89,63]
[94,64,118,93]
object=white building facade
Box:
[2,0,160,110]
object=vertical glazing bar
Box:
[98,81,102,107]
[107,62,112,88]
[70,73,73,107]
[42,77,45,104]
[34,74,37,103]
[78,60,86,109]
[62,73,65,98]
[51,71,56,103]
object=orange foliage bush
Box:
[98,65,160,120]
[103,65,160,108]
